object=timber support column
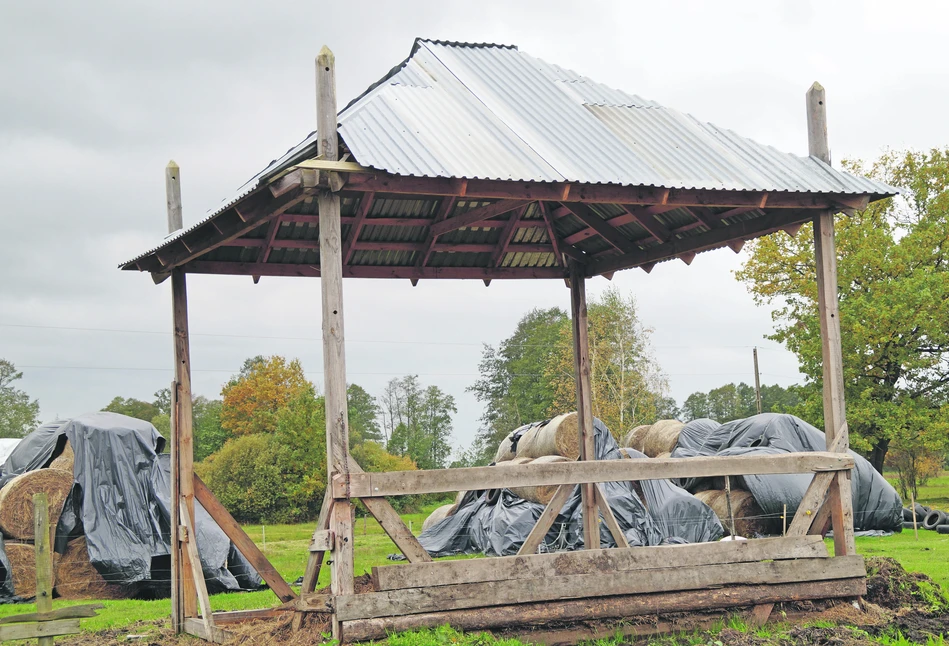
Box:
[569,262,599,549]
[167,161,198,629]
[317,45,355,634]
[806,82,856,555]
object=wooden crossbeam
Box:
[417,197,457,268]
[593,484,629,548]
[621,205,673,242]
[224,239,555,254]
[180,499,216,638]
[278,213,543,228]
[341,192,376,265]
[538,202,565,267]
[517,484,573,556]
[335,452,854,498]
[490,205,528,267]
[686,206,720,229]
[430,199,531,236]
[180,261,566,280]
[560,203,638,253]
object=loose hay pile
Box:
[0,468,73,540]
[56,537,129,600]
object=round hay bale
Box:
[622,425,651,452]
[422,504,457,532]
[493,435,516,463]
[654,452,672,459]
[55,538,129,600]
[641,420,684,458]
[4,542,59,599]
[0,469,73,540]
[48,440,74,473]
[509,455,570,504]
[693,489,769,537]
[515,413,580,459]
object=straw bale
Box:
[0,469,73,540]
[4,541,59,599]
[48,440,74,473]
[55,538,129,600]
[422,504,457,532]
[509,455,570,504]
[622,425,651,452]
[515,413,580,459]
[693,489,769,537]
[493,435,516,463]
[641,419,684,457]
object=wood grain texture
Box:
[516,484,574,556]
[569,263,598,548]
[0,619,80,641]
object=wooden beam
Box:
[376,535,827,591]
[417,197,457,268]
[679,251,696,265]
[180,499,216,638]
[300,492,334,594]
[786,471,835,536]
[362,498,432,563]
[183,617,231,644]
[317,46,354,615]
[687,206,721,229]
[340,577,866,643]
[569,262,598,548]
[278,213,543,229]
[33,493,53,646]
[586,208,814,276]
[807,81,855,556]
[181,261,566,280]
[166,161,183,232]
[516,484,574,556]
[539,202,564,266]
[193,475,296,602]
[293,159,372,174]
[341,192,376,265]
[430,199,532,236]
[212,608,292,625]
[335,452,853,498]
[561,203,638,253]
[490,205,528,267]
[334,555,866,621]
[593,484,629,548]
[621,205,673,242]
[0,620,81,642]
[0,605,102,625]
[728,239,745,253]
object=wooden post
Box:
[753,347,762,415]
[33,493,53,646]
[167,160,198,625]
[568,263,598,549]
[806,82,856,556]
[317,45,355,618]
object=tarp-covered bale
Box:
[641,420,684,458]
[493,435,516,463]
[515,413,580,459]
[0,469,73,540]
[422,504,458,532]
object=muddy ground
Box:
[52,559,949,645]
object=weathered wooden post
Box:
[806,82,856,556]
[34,493,53,646]
[316,46,356,632]
[166,161,198,627]
[568,262,599,549]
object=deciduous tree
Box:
[220,355,313,436]
[0,360,40,438]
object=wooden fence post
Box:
[569,262,599,549]
[806,82,856,556]
[33,493,53,646]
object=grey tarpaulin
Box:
[670,413,903,533]
[0,412,262,601]
[417,418,723,556]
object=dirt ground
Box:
[53,560,949,645]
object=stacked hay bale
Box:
[622,420,684,458]
[55,538,129,600]
[515,413,580,460]
[693,489,769,537]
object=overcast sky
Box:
[2,0,948,452]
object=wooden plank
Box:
[0,604,102,625]
[786,471,835,536]
[335,555,865,621]
[183,617,231,644]
[593,483,629,548]
[430,199,532,236]
[569,262,599,548]
[0,619,80,641]
[33,493,53,646]
[300,492,334,593]
[562,203,637,253]
[516,484,574,556]
[338,451,854,498]
[293,158,372,174]
[341,192,376,265]
[807,82,855,557]
[310,530,335,552]
[586,207,814,276]
[182,261,566,280]
[374,535,827,591]
[212,607,292,625]
[171,268,198,621]
[180,499,215,637]
[362,497,432,563]
[341,577,866,642]
[296,594,335,612]
[193,474,296,603]
[331,501,355,596]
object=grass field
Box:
[0,477,947,639]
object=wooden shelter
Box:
[121,40,895,643]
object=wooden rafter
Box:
[539,202,564,267]
[180,261,565,280]
[559,203,637,254]
[430,199,531,236]
[490,205,528,267]
[341,192,376,265]
[224,239,554,254]
[686,206,720,230]
[586,208,814,276]
[417,197,457,268]
[621,206,673,242]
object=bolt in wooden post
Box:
[806,82,855,556]
[33,493,53,646]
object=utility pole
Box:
[753,347,762,415]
